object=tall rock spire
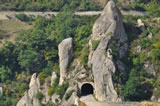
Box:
[89,0,128,101]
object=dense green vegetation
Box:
[0,8,98,105]
[120,15,160,101]
[1,0,160,17]
[65,90,74,101]
[116,0,160,17]
[0,0,101,11]
[0,0,160,105]
[36,91,44,101]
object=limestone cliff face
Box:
[58,38,73,85]
[89,1,128,101]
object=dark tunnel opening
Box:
[81,83,94,96]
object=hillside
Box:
[0,0,160,106]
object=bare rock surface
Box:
[144,61,156,76]
[89,0,128,102]
[58,37,73,85]
[17,73,40,106]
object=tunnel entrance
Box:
[81,83,94,96]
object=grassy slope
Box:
[0,19,33,46]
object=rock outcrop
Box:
[58,38,73,85]
[137,19,145,31]
[89,1,128,101]
[51,72,57,86]
[144,61,156,76]
[17,73,40,106]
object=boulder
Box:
[89,1,128,101]
[148,32,153,38]
[58,38,73,85]
[144,61,155,76]
[51,72,57,86]
[51,94,60,104]
[137,19,145,31]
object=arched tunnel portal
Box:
[81,83,94,96]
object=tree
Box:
[36,91,44,101]
[145,0,160,17]
[122,69,152,101]
[122,70,141,101]
[0,66,11,82]
[18,49,40,71]
[151,49,160,64]
[51,10,78,43]
[0,41,18,71]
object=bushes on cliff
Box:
[122,69,152,101]
[55,83,69,99]
[0,94,17,106]
[36,91,44,101]
[145,0,160,17]
[65,90,74,100]
[92,40,100,51]
[0,66,11,82]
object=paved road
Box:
[0,10,147,20]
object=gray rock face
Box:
[17,73,40,106]
[89,1,128,101]
[58,38,73,85]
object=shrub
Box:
[36,91,44,101]
[52,77,59,90]
[154,86,160,98]
[151,27,159,35]
[48,88,54,96]
[17,82,29,93]
[145,0,160,17]
[48,77,59,96]
[65,90,74,101]
[122,69,153,101]
[131,0,145,11]
[108,41,119,57]
[3,85,10,97]
[153,40,160,49]
[16,14,29,22]
[151,49,160,63]
[80,0,101,11]
[92,40,100,50]
[55,83,69,99]
[80,47,89,65]
[141,38,150,49]
[38,72,47,84]
[0,66,11,83]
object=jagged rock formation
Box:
[58,38,73,85]
[89,1,128,101]
[17,73,41,106]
